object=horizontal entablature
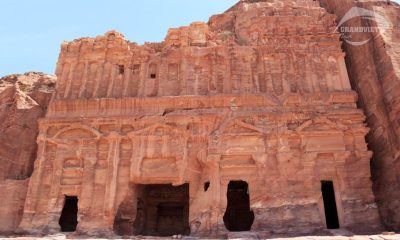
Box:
[46,92,358,118]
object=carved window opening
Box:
[59,196,78,232]
[149,63,157,79]
[119,65,125,75]
[321,181,340,229]
[134,184,190,236]
[223,181,254,231]
[204,181,210,192]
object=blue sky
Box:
[0,0,238,77]
[0,0,399,77]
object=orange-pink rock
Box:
[0,72,56,234]
[320,0,400,230]
[1,0,399,238]
[17,0,383,237]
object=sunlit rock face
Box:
[319,0,400,231]
[8,0,400,238]
[0,72,56,233]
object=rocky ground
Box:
[0,232,399,240]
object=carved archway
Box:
[53,125,101,140]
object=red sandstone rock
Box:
[0,0,399,238]
[0,72,56,233]
[0,179,29,233]
[319,0,400,230]
[0,72,56,180]
[16,0,383,237]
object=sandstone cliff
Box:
[319,0,400,230]
[0,0,399,237]
[0,72,56,233]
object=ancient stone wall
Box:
[319,0,400,230]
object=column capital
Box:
[106,131,123,140]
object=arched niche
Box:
[53,125,101,140]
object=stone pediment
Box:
[296,117,346,133]
[128,123,187,137]
[218,120,265,136]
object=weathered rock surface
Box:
[16,0,383,238]
[0,72,56,180]
[0,72,56,233]
[0,179,29,234]
[0,0,399,238]
[319,0,400,230]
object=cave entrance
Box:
[321,181,340,229]
[135,184,190,236]
[223,181,254,231]
[59,196,78,232]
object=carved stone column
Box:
[337,53,351,90]
[103,131,122,226]
[129,132,144,182]
[77,139,98,232]
[78,62,89,98]
[206,155,222,233]
[63,63,76,99]
[178,134,190,184]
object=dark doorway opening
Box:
[223,181,254,231]
[204,181,210,192]
[119,65,125,75]
[59,196,78,232]
[321,181,340,229]
[157,202,185,236]
[134,184,190,236]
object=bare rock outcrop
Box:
[0,72,56,233]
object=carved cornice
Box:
[46,92,358,119]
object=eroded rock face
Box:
[0,179,29,234]
[0,72,56,180]
[319,0,400,230]
[0,72,56,233]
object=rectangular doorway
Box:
[157,202,185,235]
[321,181,340,229]
[135,184,190,236]
[59,196,78,232]
[223,181,254,231]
